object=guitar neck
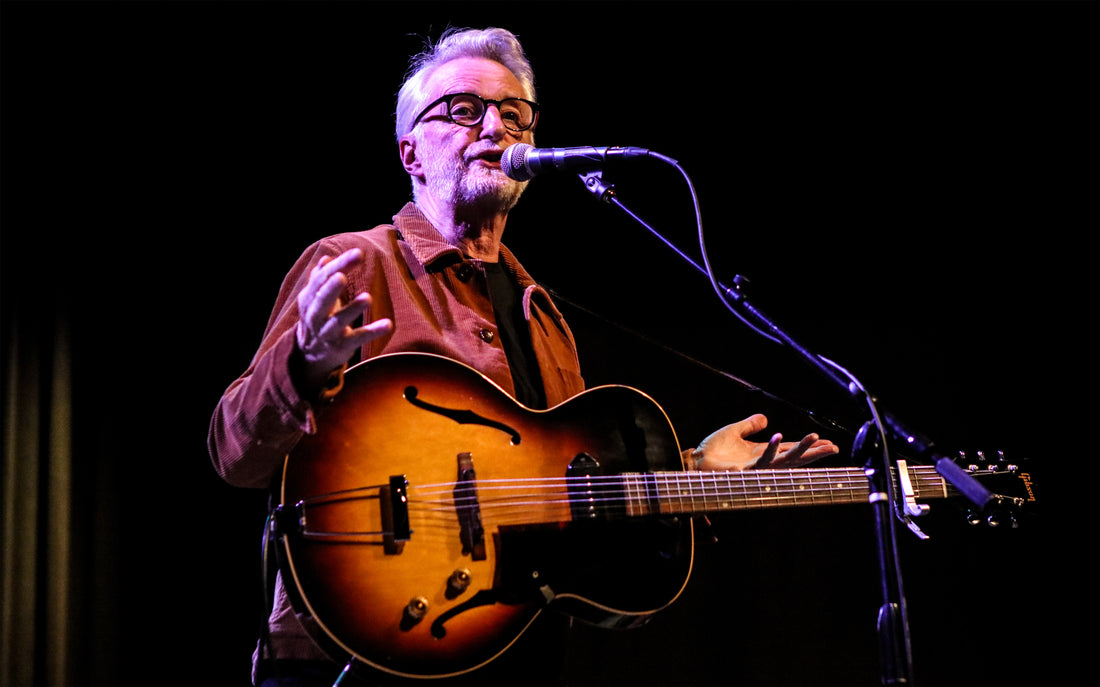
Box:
[620,465,950,517]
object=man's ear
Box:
[398,136,422,178]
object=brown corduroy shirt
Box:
[207,202,585,667]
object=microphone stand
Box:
[576,166,996,685]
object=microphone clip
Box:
[578,171,616,203]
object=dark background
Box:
[2,1,1097,685]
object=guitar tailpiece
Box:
[271,503,304,536]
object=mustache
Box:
[464,143,506,163]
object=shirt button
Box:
[478,328,495,343]
[456,264,474,282]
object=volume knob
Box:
[404,596,430,621]
[448,568,472,595]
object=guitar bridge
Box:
[381,475,412,554]
[454,453,486,560]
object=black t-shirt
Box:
[483,261,546,410]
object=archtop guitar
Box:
[275,352,1031,679]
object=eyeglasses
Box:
[411,92,539,133]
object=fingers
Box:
[771,433,841,469]
[302,252,357,313]
[298,249,367,341]
[737,413,769,437]
[781,433,818,464]
[302,250,363,316]
[295,249,394,381]
[753,433,782,470]
[315,248,363,281]
[298,284,369,355]
[346,315,394,350]
[304,250,363,299]
[301,292,386,357]
[303,277,352,336]
[328,291,373,333]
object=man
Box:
[208,26,838,687]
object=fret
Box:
[723,470,739,511]
[766,470,782,507]
[685,471,700,512]
[701,470,719,511]
[764,471,780,507]
[689,472,703,512]
[668,468,686,512]
[840,470,864,505]
[788,469,810,506]
[789,469,813,505]
[657,471,679,515]
[622,472,644,518]
[910,466,949,500]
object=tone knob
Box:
[405,596,430,621]
[448,568,472,594]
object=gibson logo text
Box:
[1018,472,1037,502]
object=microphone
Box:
[501,143,651,181]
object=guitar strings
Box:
[295,467,957,536]
[403,466,947,503]
[399,468,950,526]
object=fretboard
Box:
[620,465,950,516]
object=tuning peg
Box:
[988,510,1021,529]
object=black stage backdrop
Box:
[2,1,1097,686]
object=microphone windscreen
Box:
[502,143,534,181]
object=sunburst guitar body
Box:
[278,352,691,679]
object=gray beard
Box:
[421,147,527,214]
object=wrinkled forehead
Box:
[423,57,530,103]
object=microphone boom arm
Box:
[574,162,994,510]
[572,154,997,687]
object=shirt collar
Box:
[391,202,465,270]
[391,202,566,324]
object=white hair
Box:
[394,27,537,142]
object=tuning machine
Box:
[958,449,1017,474]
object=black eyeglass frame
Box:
[411,92,540,133]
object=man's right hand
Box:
[295,248,394,393]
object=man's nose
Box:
[479,104,509,140]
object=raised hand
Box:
[689,413,839,471]
[295,248,393,392]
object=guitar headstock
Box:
[952,450,1038,528]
